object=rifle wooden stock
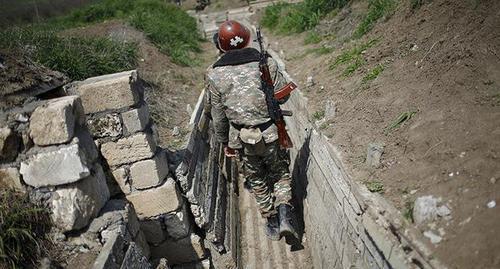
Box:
[276,119,293,148]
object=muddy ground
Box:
[264,0,500,268]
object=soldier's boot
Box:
[278,204,299,241]
[265,214,280,241]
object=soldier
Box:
[205,20,298,241]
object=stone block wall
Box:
[65,70,206,266]
[0,94,152,268]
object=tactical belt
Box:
[231,120,273,132]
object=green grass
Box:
[0,0,201,80]
[0,189,52,269]
[307,45,334,55]
[403,200,415,222]
[60,0,202,66]
[330,38,378,76]
[261,0,349,34]
[385,111,417,134]
[0,28,137,80]
[304,31,322,44]
[312,110,325,120]
[354,0,396,38]
[366,181,384,193]
[362,63,385,83]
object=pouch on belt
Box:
[239,127,266,155]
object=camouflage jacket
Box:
[205,48,288,149]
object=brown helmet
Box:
[217,20,251,52]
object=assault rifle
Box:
[256,27,297,149]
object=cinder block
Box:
[150,234,205,264]
[122,105,150,134]
[29,96,84,146]
[65,70,140,114]
[87,113,122,138]
[130,152,168,190]
[20,143,90,187]
[140,218,167,245]
[101,132,156,166]
[126,178,182,219]
[164,204,191,240]
[0,127,20,162]
[0,167,24,192]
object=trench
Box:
[180,5,445,269]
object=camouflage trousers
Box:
[241,141,292,218]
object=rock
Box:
[490,177,496,184]
[172,126,180,137]
[65,70,140,114]
[436,205,451,217]
[87,113,122,138]
[93,231,126,269]
[186,104,193,115]
[130,152,169,190]
[366,143,384,168]
[122,105,150,134]
[164,204,191,240]
[21,143,90,187]
[423,230,442,244]
[413,195,440,225]
[29,96,84,146]
[101,132,156,166]
[134,230,151,259]
[487,200,496,208]
[140,218,167,244]
[150,234,205,263]
[155,259,170,269]
[306,76,315,87]
[121,242,152,269]
[324,100,336,121]
[50,164,110,232]
[87,199,140,238]
[112,168,131,194]
[0,127,20,162]
[0,167,25,192]
[126,178,182,219]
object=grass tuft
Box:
[354,0,396,38]
[403,200,415,223]
[362,63,385,83]
[304,31,322,45]
[0,189,52,269]
[312,110,325,120]
[330,39,378,76]
[385,111,417,134]
[366,181,384,193]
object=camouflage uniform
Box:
[206,48,292,218]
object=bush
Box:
[261,0,349,34]
[0,28,138,80]
[0,189,52,268]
